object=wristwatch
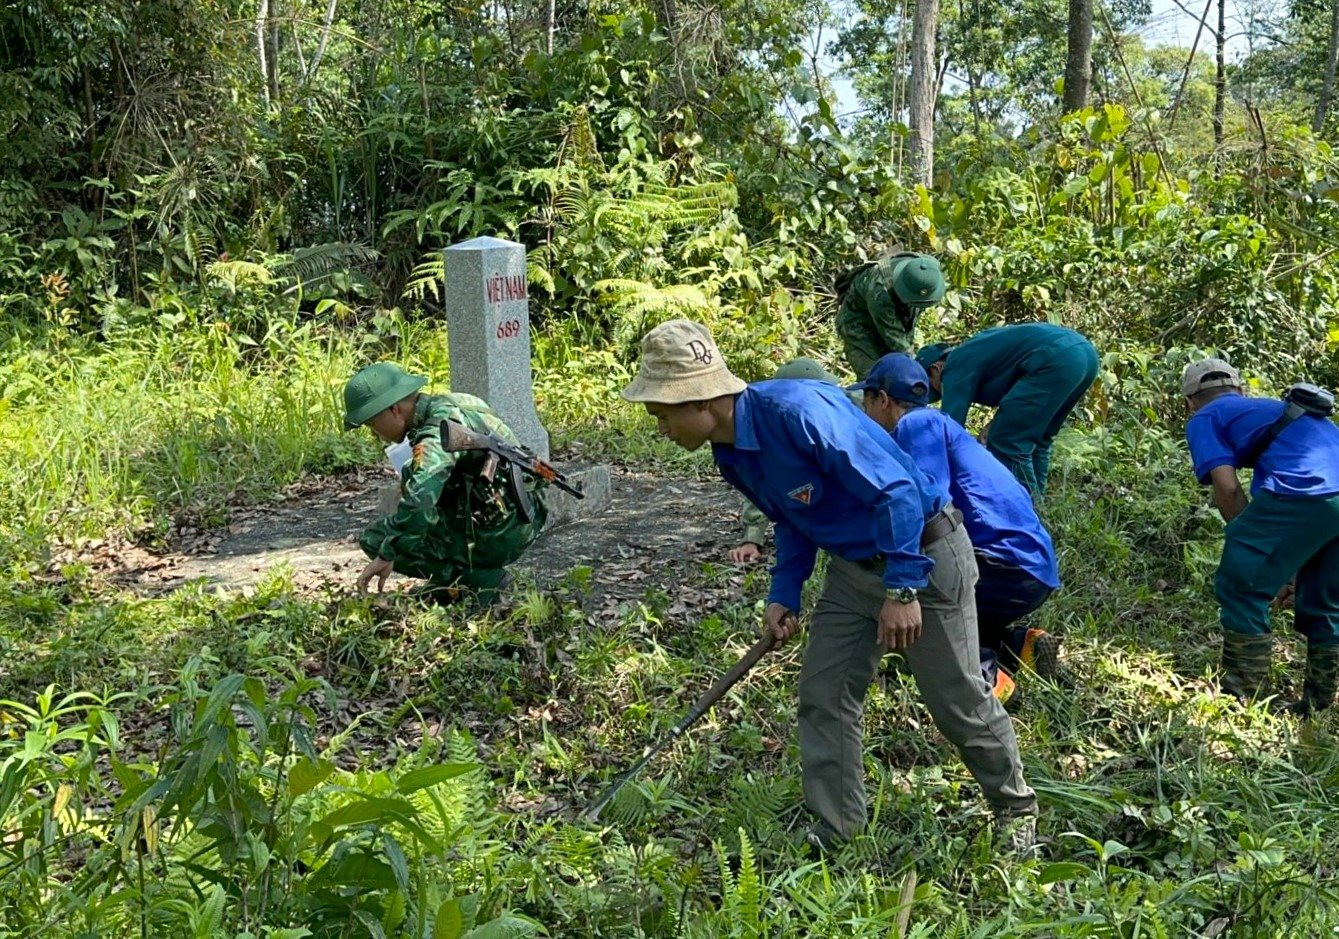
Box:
[887,586,917,605]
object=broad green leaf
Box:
[435,899,464,939]
[1038,862,1090,885]
[382,832,411,892]
[319,796,417,830]
[396,764,477,794]
[288,757,335,797]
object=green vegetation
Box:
[4,0,1339,934]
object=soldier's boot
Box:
[1219,632,1273,703]
[461,568,512,608]
[1289,643,1339,717]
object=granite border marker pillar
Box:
[444,236,551,460]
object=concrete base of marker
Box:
[544,463,612,527]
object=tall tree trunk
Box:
[307,0,339,82]
[256,0,271,106]
[1213,0,1225,145]
[907,0,939,187]
[268,11,282,103]
[1062,0,1092,112]
[1314,0,1339,131]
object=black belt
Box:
[856,505,963,570]
[920,505,963,548]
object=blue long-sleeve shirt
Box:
[892,407,1061,588]
[712,380,947,611]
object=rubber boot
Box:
[993,667,1021,712]
[1290,643,1339,716]
[1219,632,1273,703]
[461,568,513,608]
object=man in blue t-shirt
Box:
[853,354,1063,706]
[622,319,1037,853]
[1182,358,1339,714]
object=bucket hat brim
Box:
[622,369,746,405]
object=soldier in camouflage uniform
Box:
[834,252,946,378]
[731,358,851,564]
[343,362,547,601]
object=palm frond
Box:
[277,241,380,285]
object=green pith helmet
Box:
[774,356,840,384]
[343,362,428,430]
[890,254,946,307]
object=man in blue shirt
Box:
[853,354,1063,706]
[1182,358,1339,714]
[730,357,850,564]
[622,319,1036,851]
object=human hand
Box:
[357,557,394,593]
[1271,581,1296,610]
[729,542,763,564]
[878,598,922,650]
[764,602,801,645]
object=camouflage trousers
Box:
[391,497,547,590]
[1215,491,1339,645]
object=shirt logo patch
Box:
[412,442,427,468]
[788,484,814,505]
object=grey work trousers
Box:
[798,523,1037,838]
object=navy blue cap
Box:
[846,353,931,406]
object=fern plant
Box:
[708,828,765,938]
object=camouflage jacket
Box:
[359,393,533,563]
[741,498,770,547]
[835,257,922,373]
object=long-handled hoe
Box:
[583,632,779,821]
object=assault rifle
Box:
[439,419,584,524]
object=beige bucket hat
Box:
[622,319,747,404]
[1182,358,1243,398]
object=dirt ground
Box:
[91,465,748,603]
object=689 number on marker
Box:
[495,318,521,341]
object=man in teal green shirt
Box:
[916,323,1099,496]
